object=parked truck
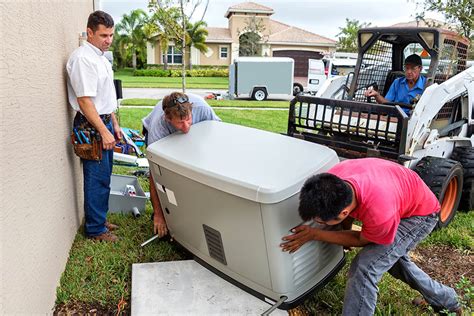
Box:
[307,52,359,94]
[228,57,295,101]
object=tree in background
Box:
[238,16,268,56]
[115,9,148,69]
[110,30,130,69]
[417,0,472,38]
[186,20,208,69]
[337,18,371,52]
[146,6,182,70]
[416,0,473,58]
[148,0,209,92]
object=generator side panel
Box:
[260,194,345,301]
[149,162,274,292]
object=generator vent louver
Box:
[203,224,227,265]
[292,242,334,287]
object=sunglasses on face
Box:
[174,96,189,105]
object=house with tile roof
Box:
[390,18,453,30]
[147,1,336,77]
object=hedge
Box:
[145,64,228,70]
[133,68,228,77]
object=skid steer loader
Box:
[287,27,474,228]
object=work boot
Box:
[105,221,119,231]
[89,231,118,242]
[412,297,429,308]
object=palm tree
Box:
[115,9,148,69]
[186,20,208,69]
[110,29,129,69]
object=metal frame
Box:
[287,95,409,161]
[287,27,471,161]
[350,28,442,102]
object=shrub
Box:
[134,68,228,77]
[145,64,228,70]
[133,69,170,77]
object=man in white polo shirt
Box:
[67,11,122,242]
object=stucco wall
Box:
[271,45,336,54]
[0,1,92,313]
[153,44,163,64]
[199,43,231,66]
[228,13,271,41]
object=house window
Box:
[220,46,228,59]
[163,46,182,64]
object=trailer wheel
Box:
[414,157,463,229]
[252,88,267,101]
[293,83,304,96]
[451,146,474,211]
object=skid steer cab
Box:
[287,27,474,228]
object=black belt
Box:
[100,114,112,124]
[74,112,111,127]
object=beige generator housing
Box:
[147,121,345,309]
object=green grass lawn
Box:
[56,106,473,314]
[117,107,290,134]
[121,98,290,109]
[115,69,228,89]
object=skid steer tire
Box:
[414,157,463,229]
[451,146,474,212]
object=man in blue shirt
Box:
[364,54,425,113]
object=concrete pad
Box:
[132,260,287,315]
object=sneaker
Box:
[105,221,119,231]
[90,231,118,242]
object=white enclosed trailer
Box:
[147,121,345,310]
[229,57,294,101]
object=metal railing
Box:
[287,95,409,160]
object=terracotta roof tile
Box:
[268,20,336,45]
[228,1,273,12]
[225,2,274,17]
[206,27,232,42]
[390,18,453,30]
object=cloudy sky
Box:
[100,0,444,40]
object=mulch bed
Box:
[54,301,129,316]
[411,245,473,287]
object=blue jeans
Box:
[82,121,114,237]
[342,213,459,315]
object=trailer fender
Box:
[251,87,268,101]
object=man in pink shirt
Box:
[280,158,460,315]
